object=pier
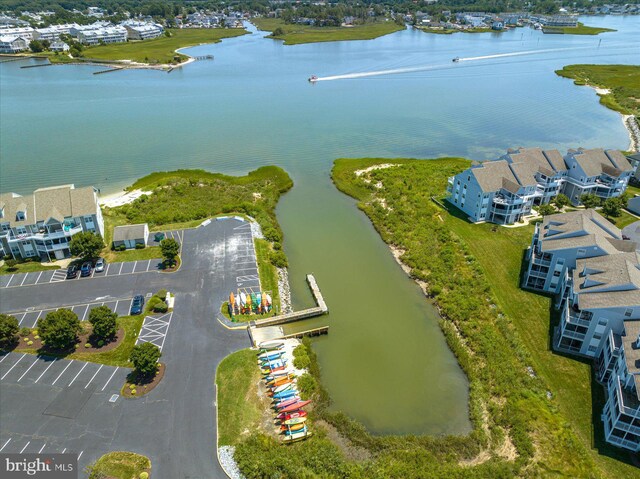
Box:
[247,274,329,346]
[193,55,214,61]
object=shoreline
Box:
[588,84,638,152]
[99,189,151,208]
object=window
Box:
[0,222,9,232]
[598,319,607,326]
[594,333,602,341]
[577,249,586,256]
[625,309,633,317]
[16,211,25,221]
[16,226,27,235]
[553,271,561,277]
[588,345,597,353]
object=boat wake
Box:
[314,46,586,82]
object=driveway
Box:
[0,218,255,478]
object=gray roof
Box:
[570,148,633,177]
[539,209,632,253]
[575,252,640,293]
[471,160,519,192]
[113,223,148,242]
[507,147,566,173]
[0,184,98,228]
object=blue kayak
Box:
[273,388,299,400]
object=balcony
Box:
[614,377,640,418]
[566,307,592,328]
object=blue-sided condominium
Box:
[523,209,640,452]
[447,147,633,225]
[0,184,104,261]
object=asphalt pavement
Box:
[0,218,255,478]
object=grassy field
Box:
[253,17,404,45]
[79,28,248,64]
[254,238,281,312]
[0,261,59,276]
[545,22,616,35]
[327,158,638,478]
[612,209,639,229]
[216,349,262,446]
[87,451,150,479]
[556,64,640,116]
[103,246,163,264]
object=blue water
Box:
[1,15,638,435]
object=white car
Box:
[94,257,106,273]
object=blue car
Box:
[80,261,93,277]
[130,295,145,315]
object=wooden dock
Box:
[194,55,214,60]
[249,325,329,346]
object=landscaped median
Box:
[85,451,151,479]
[253,17,404,45]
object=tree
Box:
[580,194,601,209]
[4,259,18,272]
[29,40,44,52]
[602,197,624,218]
[37,309,81,350]
[0,314,19,347]
[70,232,103,260]
[88,306,117,340]
[130,342,162,377]
[160,238,180,266]
[553,194,570,209]
[537,204,556,216]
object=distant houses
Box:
[522,209,640,452]
[446,147,633,225]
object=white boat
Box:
[240,292,247,306]
[259,340,285,350]
[264,293,272,305]
[235,295,241,308]
[308,75,318,83]
[452,57,460,62]
[272,383,293,394]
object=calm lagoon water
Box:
[1,15,638,435]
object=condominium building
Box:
[523,209,634,294]
[0,26,35,41]
[0,185,104,261]
[34,23,78,41]
[447,148,631,225]
[0,35,29,53]
[77,26,128,45]
[122,21,164,40]
[563,148,634,205]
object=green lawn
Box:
[87,451,150,479]
[545,22,616,35]
[105,246,163,264]
[613,209,639,229]
[0,261,59,276]
[556,64,640,116]
[79,28,248,64]
[254,238,281,312]
[216,349,262,446]
[253,17,404,45]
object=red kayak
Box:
[277,410,308,420]
[278,400,311,414]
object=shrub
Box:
[297,373,318,399]
[88,306,118,340]
[19,327,30,337]
[118,245,127,251]
[34,335,40,340]
[135,243,145,249]
[4,259,18,271]
[97,340,104,347]
[37,309,81,350]
[270,250,288,268]
[130,342,162,378]
[156,289,167,301]
[140,473,149,479]
[0,314,19,346]
[131,389,137,395]
[85,343,91,348]
[293,344,311,370]
[153,301,168,313]
[27,340,33,346]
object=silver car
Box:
[94,257,106,273]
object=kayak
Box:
[229,292,235,309]
[265,293,272,306]
[281,422,306,432]
[268,377,293,388]
[278,400,311,414]
[277,410,307,420]
[240,292,247,306]
[265,372,294,383]
[284,416,307,426]
[235,295,241,309]
[274,397,301,410]
[258,340,284,350]
[260,360,287,370]
[271,383,293,394]
[273,389,298,400]
[246,294,252,308]
[284,425,307,436]
[261,365,285,375]
[283,430,311,443]
[258,351,283,361]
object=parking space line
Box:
[0,438,11,452]
[101,367,118,391]
[17,357,40,382]
[68,362,88,386]
[105,263,111,275]
[85,364,103,388]
[51,361,73,385]
[0,353,10,364]
[146,260,152,272]
[17,312,27,325]
[20,441,30,453]
[133,261,138,273]
[39,443,46,453]
[118,263,124,275]
[1,354,25,380]
[114,300,119,314]
[61,448,66,454]
[19,274,29,286]
[80,304,90,321]
[34,360,57,383]
[31,310,43,328]
[35,271,43,284]
[78,450,84,460]
[5,274,14,287]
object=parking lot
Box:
[7,297,140,328]
[232,221,261,293]
[0,258,166,290]
[147,228,185,247]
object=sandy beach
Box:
[99,189,150,208]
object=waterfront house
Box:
[563,148,634,205]
[77,26,128,45]
[523,209,634,294]
[0,35,29,53]
[112,224,149,250]
[122,21,164,40]
[50,41,70,52]
[447,147,566,224]
[0,184,104,261]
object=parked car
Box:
[130,295,145,315]
[66,264,79,279]
[94,257,106,273]
[80,261,93,277]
